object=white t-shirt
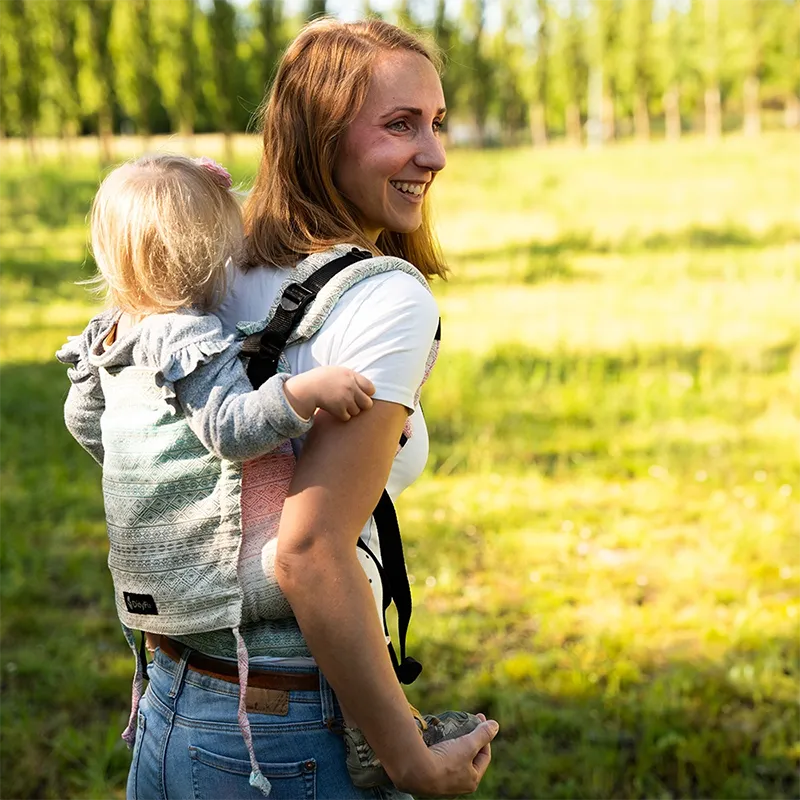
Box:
[216,260,439,650]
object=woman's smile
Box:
[389,180,427,199]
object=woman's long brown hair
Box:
[244,18,448,281]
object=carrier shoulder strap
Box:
[242,247,423,685]
[241,247,373,389]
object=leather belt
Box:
[151,635,320,692]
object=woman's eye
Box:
[433,119,444,133]
[388,119,410,132]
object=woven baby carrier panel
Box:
[99,365,244,635]
[235,249,437,627]
[99,250,435,641]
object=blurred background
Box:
[1,1,799,799]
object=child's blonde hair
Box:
[90,154,243,314]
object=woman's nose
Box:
[415,129,446,174]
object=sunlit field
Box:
[2,133,799,800]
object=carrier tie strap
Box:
[121,624,145,747]
[373,490,422,685]
[233,626,272,797]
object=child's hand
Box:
[284,367,375,422]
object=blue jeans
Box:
[127,647,413,800]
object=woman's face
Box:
[334,50,447,242]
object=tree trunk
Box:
[704,85,721,141]
[602,93,615,141]
[530,103,547,147]
[634,91,650,141]
[565,102,581,146]
[223,130,234,165]
[743,75,760,136]
[664,85,681,141]
[98,108,114,165]
[785,94,800,129]
[25,133,37,165]
[60,130,74,166]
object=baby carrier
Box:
[110,247,440,795]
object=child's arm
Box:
[56,321,110,466]
[63,382,105,465]
[175,345,374,462]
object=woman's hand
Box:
[393,716,499,796]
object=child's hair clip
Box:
[194,156,233,189]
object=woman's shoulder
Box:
[337,267,438,321]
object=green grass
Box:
[2,133,799,799]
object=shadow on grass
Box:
[412,618,800,800]
[459,638,800,799]
[0,251,95,296]
[1,360,128,800]
[424,341,799,475]
[455,222,800,265]
[479,340,799,380]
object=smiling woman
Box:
[123,16,498,800]
[333,50,447,241]
[243,19,450,281]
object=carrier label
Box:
[123,592,159,615]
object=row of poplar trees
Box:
[2,0,799,158]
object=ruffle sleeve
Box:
[82,310,240,403]
[155,322,238,402]
[55,310,116,393]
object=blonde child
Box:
[58,154,375,467]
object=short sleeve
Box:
[320,272,439,412]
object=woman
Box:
[129,18,498,799]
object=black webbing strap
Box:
[242,247,372,389]
[373,489,422,685]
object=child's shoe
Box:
[342,706,482,789]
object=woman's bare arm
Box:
[275,400,497,795]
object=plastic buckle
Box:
[280,282,315,312]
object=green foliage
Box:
[84,0,116,141]
[254,0,287,106]
[152,0,198,135]
[1,134,799,799]
[209,0,239,138]
[49,0,83,138]
[112,0,162,136]
[4,0,43,140]
[1,0,798,145]
[305,0,326,21]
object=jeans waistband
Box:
[149,643,341,729]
